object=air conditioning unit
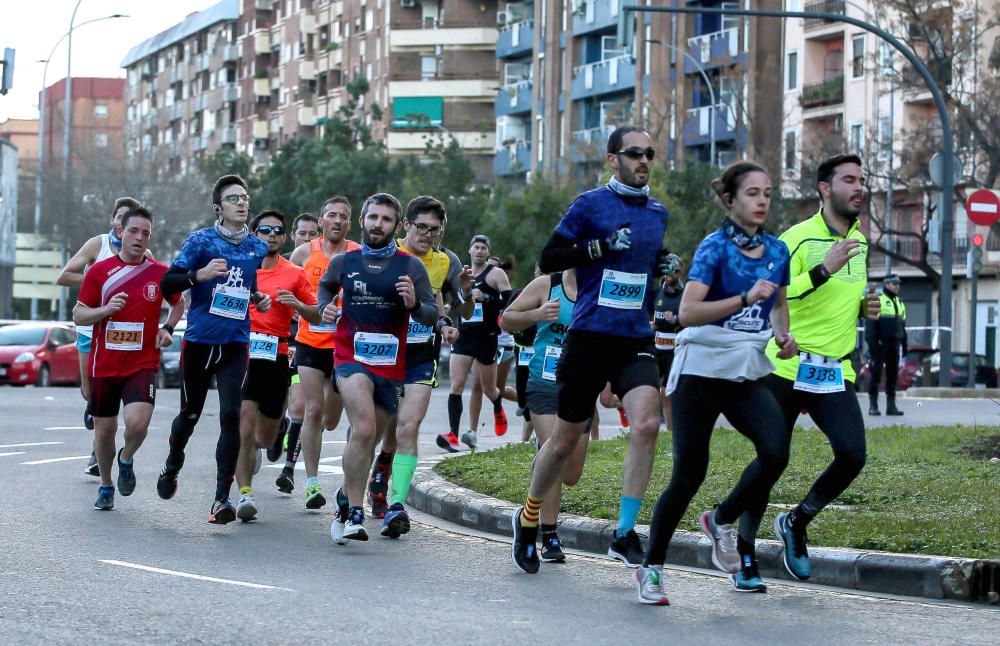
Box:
[400,0,417,7]
[497,10,509,25]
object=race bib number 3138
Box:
[793,352,845,393]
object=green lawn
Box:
[434,425,1000,559]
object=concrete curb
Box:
[407,465,985,602]
[907,387,1000,399]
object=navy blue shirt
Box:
[554,186,669,338]
[172,227,269,344]
[688,229,791,333]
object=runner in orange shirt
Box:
[234,211,321,521]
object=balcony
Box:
[252,119,268,139]
[685,28,741,74]
[299,59,316,81]
[495,80,532,116]
[298,105,316,127]
[803,0,846,31]
[253,31,271,55]
[193,93,209,112]
[222,83,238,102]
[168,102,184,121]
[255,0,271,9]
[195,53,210,73]
[496,20,534,59]
[800,76,845,109]
[387,130,495,152]
[389,18,497,49]
[221,127,237,145]
[169,66,183,84]
[572,0,620,37]
[192,133,207,152]
[570,55,636,101]
[389,70,498,99]
[300,13,316,34]
[222,44,238,63]
[494,142,531,176]
[333,0,343,17]
[570,125,615,162]
[254,78,270,97]
[681,104,738,148]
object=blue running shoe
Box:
[116,449,136,496]
[730,554,767,593]
[774,512,811,580]
[381,503,411,539]
[94,485,114,510]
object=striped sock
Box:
[521,495,543,527]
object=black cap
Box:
[470,234,491,249]
[884,274,901,283]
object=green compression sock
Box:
[389,454,419,506]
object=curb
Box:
[407,464,989,602]
[907,387,1000,399]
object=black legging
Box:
[168,341,248,502]
[644,374,789,566]
[738,374,867,534]
[868,342,900,400]
[515,361,530,421]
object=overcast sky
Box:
[1,0,217,122]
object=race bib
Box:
[407,320,434,344]
[209,285,250,320]
[353,332,399,366]
[310,320,337,334]
[542,345,562,382]
[105,321,143,351]
[793,352,845,393]
[518,347,535,366]
[468,302,484,323]
[249,332,279,361]
[655,331,677,351]
[598,270,646,310]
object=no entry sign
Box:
[965,189,1000,226]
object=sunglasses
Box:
[222,194,251,204]
[413,222,443,237]
[616,147,655,161]
[255,225,285,235]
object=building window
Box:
[784,131,796,171]
[420,56,438,81]
[786,51,798,91]
[95,133,108,147]
[849,122,864,154]
[852,35,865,79]
[95,103,109,118]
[878,116,892,159]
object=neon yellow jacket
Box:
[765,211,869,382]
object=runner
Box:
[315,193,437,543]
[286,197,360,507]
[501,268,595,563]
[56,196,143,476]
[157,174,271,524]
[72,207,185,510]
[509,126,674,574]
[746,153,879,583]
[364,195,472,528]
[634,161,796,605]
[233,211,320,521]
[652,259,684,430]
[437,235,512,452]
[268,213,321,484]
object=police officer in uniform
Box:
[865,274,907,416]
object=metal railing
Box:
[687,27,739,63]
[800,75,844,108]
[572,125,615,145]
[803,0,845,29]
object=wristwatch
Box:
[740,290,749,307]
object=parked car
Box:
[854,345,934,392]
[0,323,80,387]
[157,322,215,389]
[928,352,999,388]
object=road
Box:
[1,385,996,644]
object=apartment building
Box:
[120,0,241,175]
[494,0,783,183]
[38,78,126,171]
[235,0,498,177]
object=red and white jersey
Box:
[77,255,180,378]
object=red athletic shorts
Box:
[90,369,157,417]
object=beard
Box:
[619,165,649,189]
[831,191,862,220]
[363,228,390,248]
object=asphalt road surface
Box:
[1,385,997,644]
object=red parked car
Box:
[0,323,80,387]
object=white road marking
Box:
[43,426,87,431]
[21,455,91,465]
[0,452,26,458]
[263,462,342,474]
[0,441,64,449]
[99,560,293,591]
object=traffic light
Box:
[972,233,984,274]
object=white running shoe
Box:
[460,430,477,450]
[700,510,740,574]
[633,565,670,605]
[236,494,258,522]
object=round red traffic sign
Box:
[965,189,1000,226]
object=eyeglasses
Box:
[222,194,251,205]
[255,225,285,235]
[413,222,443,238]
[616,147,655,161]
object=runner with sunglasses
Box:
[157,175,272,524]
[510,126,675,574]
[634,161,796,604]
[233,211,321,522]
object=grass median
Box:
[434,424,1000,559]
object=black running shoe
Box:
[84,452,100,477]
[368,464,390,520]
[541,532,566,563]
[268,417,289,462]
[84,408,94,431]
[275,469,294,494]
[208,498,237,525]
[511,508,540,574]
[156,454,183,500]
[608,530,645,569]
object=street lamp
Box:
[646,38,717,166]
[31,12,127,319]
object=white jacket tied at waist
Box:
[665,326,775,396]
